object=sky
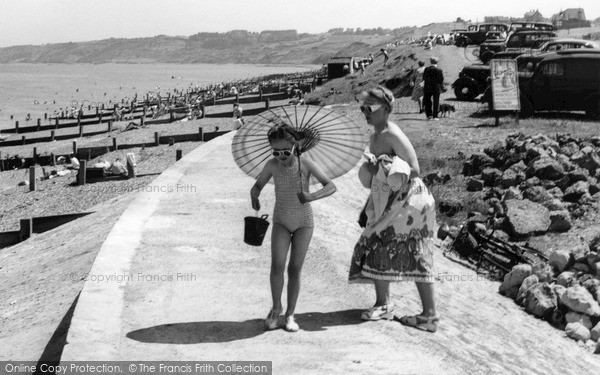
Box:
[1,0,599,47]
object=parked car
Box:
[479,30,557,63]
[454,23,509,47]
[452,64,491,100]
[484,50,600,118]
[491,38,600,60]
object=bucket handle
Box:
[254,210,269,221]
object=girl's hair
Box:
[267,123,300,144]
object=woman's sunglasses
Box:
[360,104,382,113]
[272,145,295,157]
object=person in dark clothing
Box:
[422,57,444,120]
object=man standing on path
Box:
[233,103,244,129]
[422,57,444,120]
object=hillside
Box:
[0,30,418,65]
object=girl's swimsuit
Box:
[273,159,314,233]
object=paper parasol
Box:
[231,105,366,185]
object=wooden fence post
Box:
[15,121,19,134]
[72,141,77,155]
[21,135,26,145]
[199,127,203,142]
[37,118,41,131]
[113,137,118,151]
[32,147,37,164]
[265,98,270,110]
[77,160,86,185]
[19,218,32,241]
[51,130,55,142]
[176,149,183,161]
[29,166,36,191]
[126,153,135,179]
[200,104,205,119]
[155,132,160,146]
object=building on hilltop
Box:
[551,8,591,29]
[524,9,545,22]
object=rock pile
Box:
[462,132,600,238]
[499,234,600,353]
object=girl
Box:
[349,86,439,332]
[250,124,337,332]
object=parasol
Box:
[231,105,366,185]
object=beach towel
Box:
[349,154,436,283]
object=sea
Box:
[0,63,319,131]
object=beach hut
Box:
[327,57,355,79]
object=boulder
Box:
[524,283,557,319]
[516,275,539,305]
[504,199,551,237]
[567,168,590,184]
[582,278,600,300]
[500,169,519,188]
[555,176,572,192]
[549,307,566,329]
[556,271,576,288]
[571,152,600,173]
[565,322,591,342]
[563,180,590,203]
[499,264,532,298]
[592,322,600,342]
[553,284,567,305]
[481,168,503,187]
[438,200,462,217]
[590,234,600,253]
[543,198,565,211]
[596,341,600,354]
[560,285,600,316]
[549,250,571,273]
[465,153,495,175]
[572,263,591,273]
[521,176,541,189]
[466,178,484,192]
[560,142,580,157]
[509,160,527,173]
[531,262,553,283]
[527,157,565,180]
[548,210,572,233]
[522,186,553,204]
[546,187,564,200]
[571,241,590,263]
[503,186,523,201]
[565,311,593,330]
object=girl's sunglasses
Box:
[360,104,382,113]
[272,145,295,157]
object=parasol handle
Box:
[297,152,303,192]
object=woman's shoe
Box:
[285,315,300,332]
[399,314,440,333]
[264,309,281,331]
[361,304,395,321]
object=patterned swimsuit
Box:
[273,160,314,233]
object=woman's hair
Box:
[418,60,425,67]
[362,86,395,112]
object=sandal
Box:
[399,314,440,333]
[264,308,281,330]
[285,315,300,332]
[361,304,395,321]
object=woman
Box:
[349,86,439,332]
[410,61,426,114]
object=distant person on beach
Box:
[379,48,389,66]
[233,103,244,129]
[349,86,439,332]
[250,124,337,332]
[410,61,426,113]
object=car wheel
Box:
[454,81,478,101]
[585,97,600,120]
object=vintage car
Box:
[483,50,600,118]
[490,38,600,61]
[479,29,557,63]
[454,23,509,47]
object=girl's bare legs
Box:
[285,227,313,318]
[270,223,291,313]
[415,282,438,317]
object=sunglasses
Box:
[360,104,382,113]
[272,145,295,157]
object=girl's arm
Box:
[297,159,336,204]
[250,160,274,211]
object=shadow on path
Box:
[126,309,364,344]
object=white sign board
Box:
[490,59,520,111]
